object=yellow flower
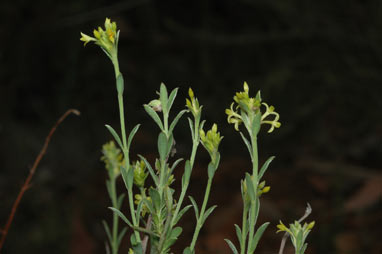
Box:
[80,32,96,46]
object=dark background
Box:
[0,0,381,253]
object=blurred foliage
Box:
[0,0,381,253]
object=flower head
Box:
[226,82,281,134]
[133,160,148,187]
[200,123,223,163]
[276,220,315,254]
[80,18,119,58]
[101,141,124,178]
[186,88,202,118]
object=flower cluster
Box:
[132,160,148,187]
[101,141,123,178]
[225,82,281,133]
[186,88,202,118]
[200,124,223,164]
[80,18,119,57]
[277,220,315,254]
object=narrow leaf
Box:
[224,239,239,254]
[187,117,195,141]
[170,158,183,174]
[239,132,252,158]
[117,193,126,209]
[182,160,192,188]
[102,220,112,243]
[144,104,164,131]
[105,125,123,149]
[138,155,159,186]
[201,205,217,225]
[258,156,275,180]
[245,173,255,201]
[117,227,128,248]
[160,83,169,113]
[249,222,269,253]
[158,132,168,161]
[127,124,140,151]
[167,87,179,112]
[108,207,133,227]
[169,109,187,133]
[149,188,161,212]
[234,224,242,246]
[173,205,192,225]
[189,196,199,219]
[251,112,262,137]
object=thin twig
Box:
[278,203,312,254]
[141,215,152,254]
[0,109,80,252]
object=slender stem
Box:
[189,176,213,251]
[240,202,249,254]
[109,176,119,254]
[171,119,199,227]
[112,54,141,243]
[247,134,258,254]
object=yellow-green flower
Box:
[80,18,119,57]
[225,103,242,131]
[133,160,148,187]
[276,220,315,254]
[261,103,281,133]
[200,123,223,163]
[134,193,151,217]
[186,88,202,117]
[101,141,124,178]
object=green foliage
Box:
[82,18,314,254]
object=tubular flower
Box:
[80,18,119,57]
[186,88,202,117]
[225,103,242,131]
[200,123,223,163]
[261,103,281,133]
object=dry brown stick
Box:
[0,109,80,252]
[278,203,312,254]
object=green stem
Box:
[240,203,249,254]
[112,54,141,243]
[189,176,213,251]
[171,119,199,227]
[110,177,119,254]
[247,134,258,254]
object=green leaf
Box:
[245,173,255,201]
[136,199,143,220]
[144,104,164,131]
[182,160,192,188]
[121,166,129,190]
[189,196,199,219]
[117,193,126,209]
[224,239,239,254]
[116,73,124,94]
[102,220,112,243]
[258,156,275,180]
[170,226,182,239]
[166,134,174,159]
[127,124,140,151]
[149,188,161,212]
[169,109,187,133]
[207,161,216,179]
[105,180,112,199]
[130,233,138,246]
[187,117,195,141]
[167,87,179,113]
[249,222,269,253]
[117,227,128,248]
[173,205,192,226]
[201,205,217,225]
[109,207,133,227]
[239,132,252,158]
[160,83,169,113]
[234,224,242,246]
[251,112,262,137]
[142,197,154,214]
[170,158,183,175]
[127,166,134,190]
[105,125,123,149]
[138,155,159,186]
[183,247,194,254]
[158,132,168,161]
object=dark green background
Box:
[1,0,381,253]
